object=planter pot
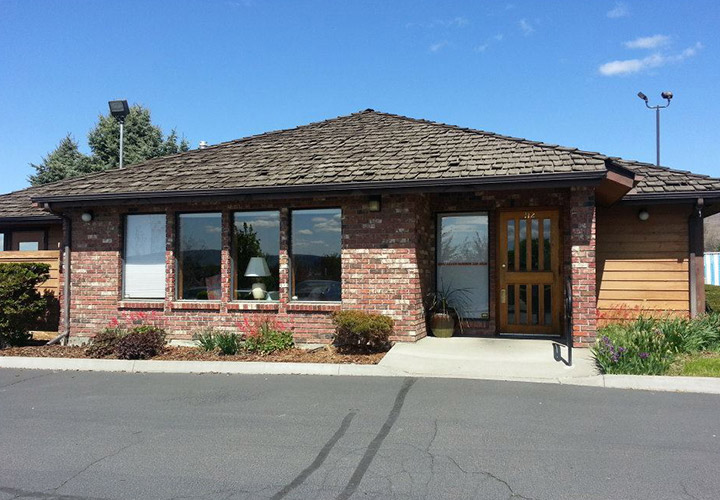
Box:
[430,313,455,338]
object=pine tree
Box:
[28,135,99,186]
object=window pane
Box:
[291,208,342,301]
[531,219,539,271]
[543,219,551,270]
[124,214,166,299]
[506,219,515,271]
[531,284,539,325]
[519,284,527,324]
[178,213,222,300]
[437,213,489,319]
[0,233,4,251]
[507,285,515,324]
[544,285,552,325]
[233,211,280,301]
[518,219,527,271]
[18,241,39,251]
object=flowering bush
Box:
[238,315,293,354]
[592,315,720,375]
[331,310,394,353]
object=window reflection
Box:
[234,211,280,301]
[291,208,342,301]
[177,213,222,300]
[437,213,489,319]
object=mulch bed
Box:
[0,345,385,364]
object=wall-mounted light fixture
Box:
[368,195,382,212]
[637,209,649,221]
[81,212,94,222]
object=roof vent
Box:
[198,141,209,150]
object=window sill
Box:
[227,302,280,312]
[170,301,222,311]
[286,302,342,313]
[118,300,165,310]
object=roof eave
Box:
[32,172,607,208]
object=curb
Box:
[1,357,720,394]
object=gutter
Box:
[46,214,71,346]
[31,171,607,206]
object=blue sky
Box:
[1,0,719,193]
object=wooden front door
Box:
[498,209,562,335]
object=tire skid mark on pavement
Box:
[336,377,417,500]
[271,410,357,499]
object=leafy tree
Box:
[88,104,189,169]
[28,135,99,186]
[29,104,190,186]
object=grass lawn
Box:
[705,284,720,312]
[669,352,720,377]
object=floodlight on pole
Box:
[637,91,673,166]
[108,100,130,169]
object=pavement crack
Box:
[48,442,137,495]
[336,377,417,500]
[0,485,102,499]
[271,410,357,499]
[0,372,52,389]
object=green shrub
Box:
[239,315,294,355]
[86,327,126,358]
[114,326,166,360]
[0,263,50,348]
[592,314,720,375]
[244,325,293,355]
[193,328,220,352]
[214,331,241,355]
[331,310,393,353]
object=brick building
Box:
[1,110,718,346]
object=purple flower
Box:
[638,352,649,359]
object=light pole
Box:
[637,91,673,166]
[108,100,130,168]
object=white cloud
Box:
[519,19,534,36]
[607,2,629,18]
[429,40,450,53]
[624,34,670,50]
[494,34,504,41]
[298,229,313,235]
[599,42,703,76]
[474,44,489,53]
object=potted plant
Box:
[426,286,469,338]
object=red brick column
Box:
[569,186,597,346]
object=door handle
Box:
[501,263,506,269]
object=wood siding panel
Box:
[0,250,61,296]
[596,205,691,322]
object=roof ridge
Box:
[362,109,611,161]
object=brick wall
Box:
[64,188,598,346]
[568,186,597,346]
[66,194,430,344]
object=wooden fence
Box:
[0,250,61,296]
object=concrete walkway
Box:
[378,336,596,381]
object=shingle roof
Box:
[0,185,61,222]
[615,160,720,197]
[30,110,612,201]
[2,110,719,220]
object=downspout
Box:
[689,198,704,318]
[47,213,71,345]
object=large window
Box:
[291,208,342,301]
[123,214,166,299]
[437,213,489,319]
[177,213,222,300]
[0,232,5,251]
[233,211,280,301]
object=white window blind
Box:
[124,214,166,299]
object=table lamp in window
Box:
[245,257,271,299]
